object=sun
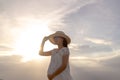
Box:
[13,18,56,62]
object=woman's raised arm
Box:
[39,36,52,56]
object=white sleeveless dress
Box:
[47,47,73,80]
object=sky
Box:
[0,0,120,80]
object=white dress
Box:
[47,47,73,80]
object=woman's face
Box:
[54,36,63,45]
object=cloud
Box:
[0,55,49,80]
[0,0,120,79]
[55,0,120,55]
[0,55,22,62]
[0,45,13,51]
[0,0,60,16]
[0,53,120,80]
[0,0,119,57]
[70,53,120,80]
[71,64,120,80]
[45,0,97,31]
[0,15,22,46]
[70,43,113,55]
[101,54,120,69]
[0,0,96,17]
[0,0,98,56]
[85,37,112,45]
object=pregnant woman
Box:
[39,31,73,80]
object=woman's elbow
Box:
[39,51,44,56]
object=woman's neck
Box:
[58,45,64,49]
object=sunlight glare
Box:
[13,18,56,62]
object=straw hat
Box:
[48,31,71,45]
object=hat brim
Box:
[49,33,71,45]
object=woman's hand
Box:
[41,36,49,46]
[43,36,49,42]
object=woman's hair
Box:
[62,37,68,47]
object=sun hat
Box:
[48,31,71,45]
